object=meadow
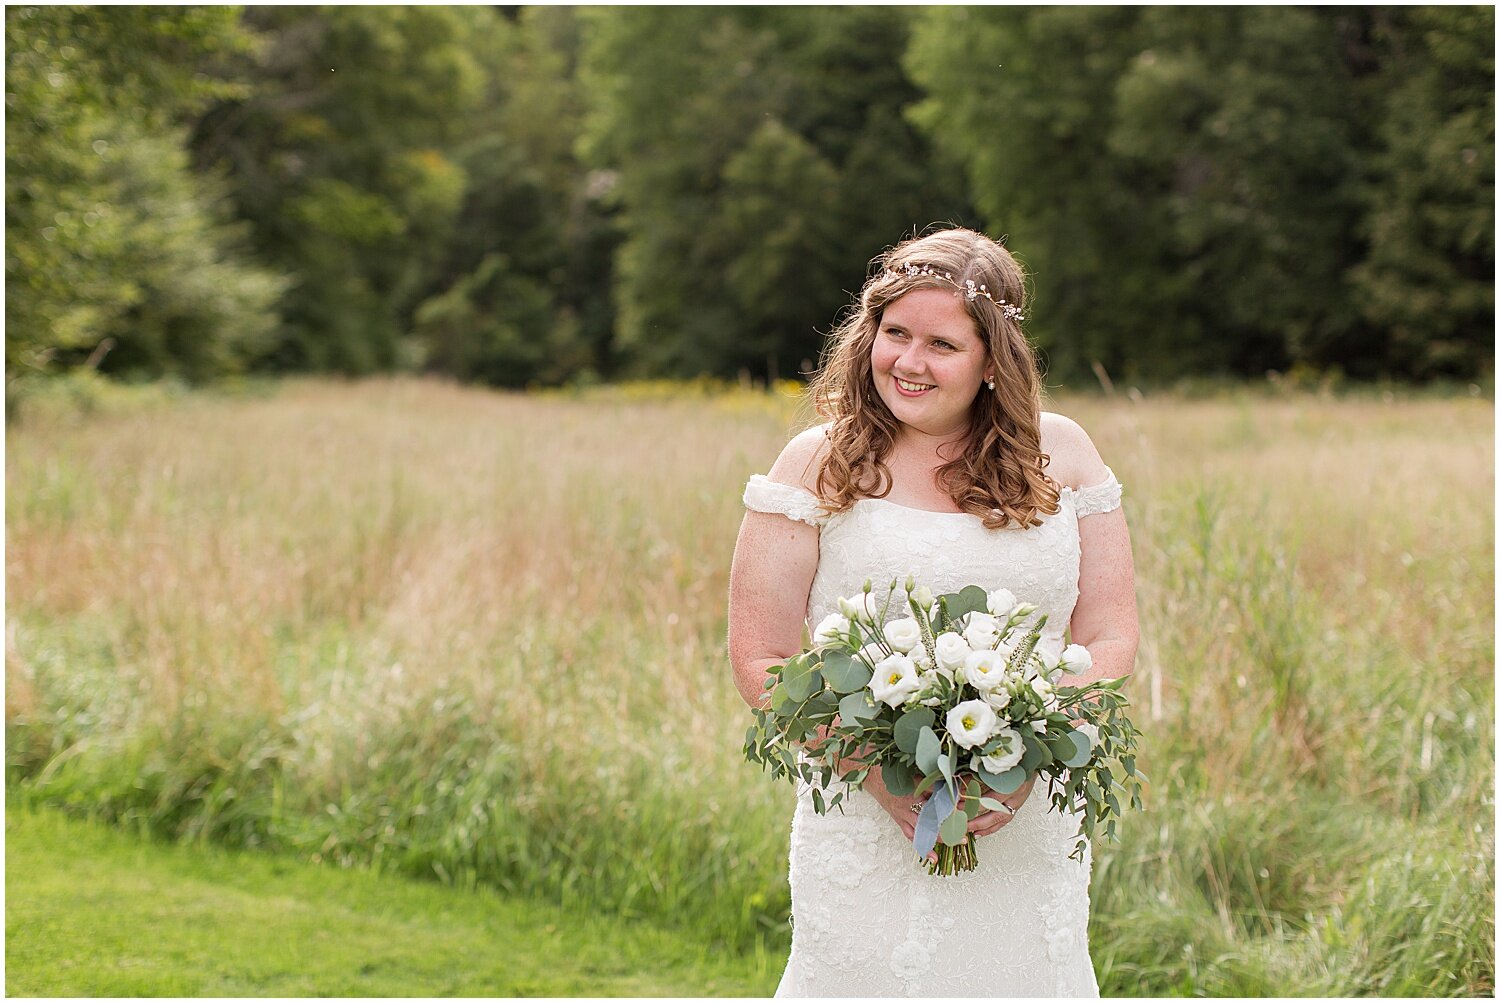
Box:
[7,377,1494,996]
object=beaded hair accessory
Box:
[892,262,1025,322]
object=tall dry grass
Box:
[7,377,1493,994]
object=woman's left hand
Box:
[967,774,1036,838]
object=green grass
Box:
[5,803,780,996]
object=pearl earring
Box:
[986,378,996,391]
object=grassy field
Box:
[7,376,1495,995]
[6,802,778,996]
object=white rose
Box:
[986,588,1018,617]
[868,653,922,708]
[963,612,1000,650]
[973,726,1024,774]
[1058,643,1093,677]
[812,613,851,647]
[934,631,971,673]
[883,617,922,654]
[946,699,999,749]
[962,650,1009,693]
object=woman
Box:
[727,227,1138,997]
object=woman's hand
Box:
[863,767,936,858]
[966,774,1036,838]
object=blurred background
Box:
[5,6,1494,398]
[5,6,1495,998]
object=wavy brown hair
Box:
[807,227,1060,529]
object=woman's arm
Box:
[1041,412,1140,683]
[727,428,827,708]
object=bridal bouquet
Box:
[743,578,1144,875]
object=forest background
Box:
[6,6,1495,398]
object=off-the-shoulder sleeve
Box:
[743,474,828,528]
[1067,467,1123,518]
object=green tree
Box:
[5,6,283,383]
[581,8,972,380]
[411,7,620,387]
[193,7,484,373]
[1349,6,1494,378]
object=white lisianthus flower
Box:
[841,591,881,624]
[1012,601,1040,619]
[986,588,1018,617]
[981,686,1012,713]
[1031,678,1060,712]
[935,631,971,674]
[868,653,922,708]
[973,726,1024,774]
[1058,643,1093,677]
[812,613,851,647]
[963,612,1001,650]
[946,699,999,749]
[962,650,1009,693]
[855,642,887,669]
[912,585,935,611]
[883,617,922,654]
[909,645,935,672]
[1031,719,1048,734]
[1074,721,1100,750]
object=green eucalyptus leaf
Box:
[1061,730,1093,768]
[939,807,969,847]
[881,759,916,797]
[915,726,941,774]
[838,690,879,725]
[821,649,872,694]
[782,663,822,703]
[1020,732,1049,772]
[893,707,936,754]
[937,745,955,785]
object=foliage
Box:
[4,8,1493,388]
[580,8,973,380]
[908,7,1494,382]
[5,6,283,386]
[192,7,485,373]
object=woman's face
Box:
[870,287,992,439]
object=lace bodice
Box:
[742,468,1122,998]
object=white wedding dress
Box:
[742,469,1123,998]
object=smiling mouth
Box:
[895,378,935,393]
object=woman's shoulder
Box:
[765,422,832,495]
[1039,411,1110,490]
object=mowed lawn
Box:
[6,803,779,997]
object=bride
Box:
[728,227,1138,997]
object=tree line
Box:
[6,6,1493,391]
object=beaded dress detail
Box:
[742,469,1123,998]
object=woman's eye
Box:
[934,341,956,351]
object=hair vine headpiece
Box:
[890,262,1025,322]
